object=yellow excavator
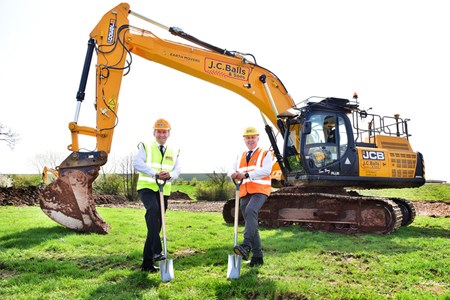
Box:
[39,3,425,235]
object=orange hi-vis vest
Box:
[238,148,271,197]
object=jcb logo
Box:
[107,19,116,44]
[362,150,385,160]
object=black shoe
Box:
[249,256,264,267]
[153,253,166,261]
[141,264,159,273]
[233,244,251,261]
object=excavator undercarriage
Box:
[222,187,416,235]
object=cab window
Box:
[304,114,338,168]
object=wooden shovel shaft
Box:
[232,179,242,246]
[233,190,240,245]
[156,177,169,256]
[159,189,168,255]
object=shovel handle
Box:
[232,178,243,190]
[232,178,243,245]
[155,175,167,192]
[156,174,169,256]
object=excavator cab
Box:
[277,97,425,189]
[276,98,354,185]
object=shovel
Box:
[156,177,174,283]
[227,179,243,279]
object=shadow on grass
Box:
[215,267,278,299]
[0,226,76,249]
[1,250,164,299]
[399,222,450,238]
[257,221,450,260]
[164,219,450,275]
[1,214,447,299]
[87,271,161,299]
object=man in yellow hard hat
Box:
[133,118,181,273]
[229,126,273,267]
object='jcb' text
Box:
[362,150,385,160]
[107,19,116,44]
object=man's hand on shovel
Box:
[157,171,171,181]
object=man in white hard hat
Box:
[229,126,273,267]
[133,118,181,273]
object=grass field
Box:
[0,205,449,299]
[354,183,450,201]
[171,182,450,202]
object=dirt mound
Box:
[1,186,449,216]
[170,191,191,200]
[0,186,129,206]
[412,201,450,217]
[0,186,40,206]
[0,187,192,206]
[94,194,129,205]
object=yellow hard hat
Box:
[243,126,259,136]
[153,118,171,130]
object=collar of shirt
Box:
[247,147,258,153]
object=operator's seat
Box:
[326,128,336,143]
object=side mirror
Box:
[302,121,312,135]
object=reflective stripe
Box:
[238,148,271,197]
[136,141,177,195]
[238,166,256,172]
[150,162,174,170]
[255,151,264,166]
[248,179,271,185]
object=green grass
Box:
[174,182,450,202]
[0,206,449,299]
[354,183,450,201]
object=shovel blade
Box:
[159,259,174,282]
[226,254,242,279]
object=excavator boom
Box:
[39,3,295,233]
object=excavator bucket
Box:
[39,152,110,234]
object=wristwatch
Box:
[245,173,249,179]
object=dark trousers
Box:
[239,193,267,258]
[138,188,168,266]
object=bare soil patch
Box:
[411,201,450,217]
[1,186,449,216]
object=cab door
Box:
[301,112,356,176]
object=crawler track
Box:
[222,188,414,235]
